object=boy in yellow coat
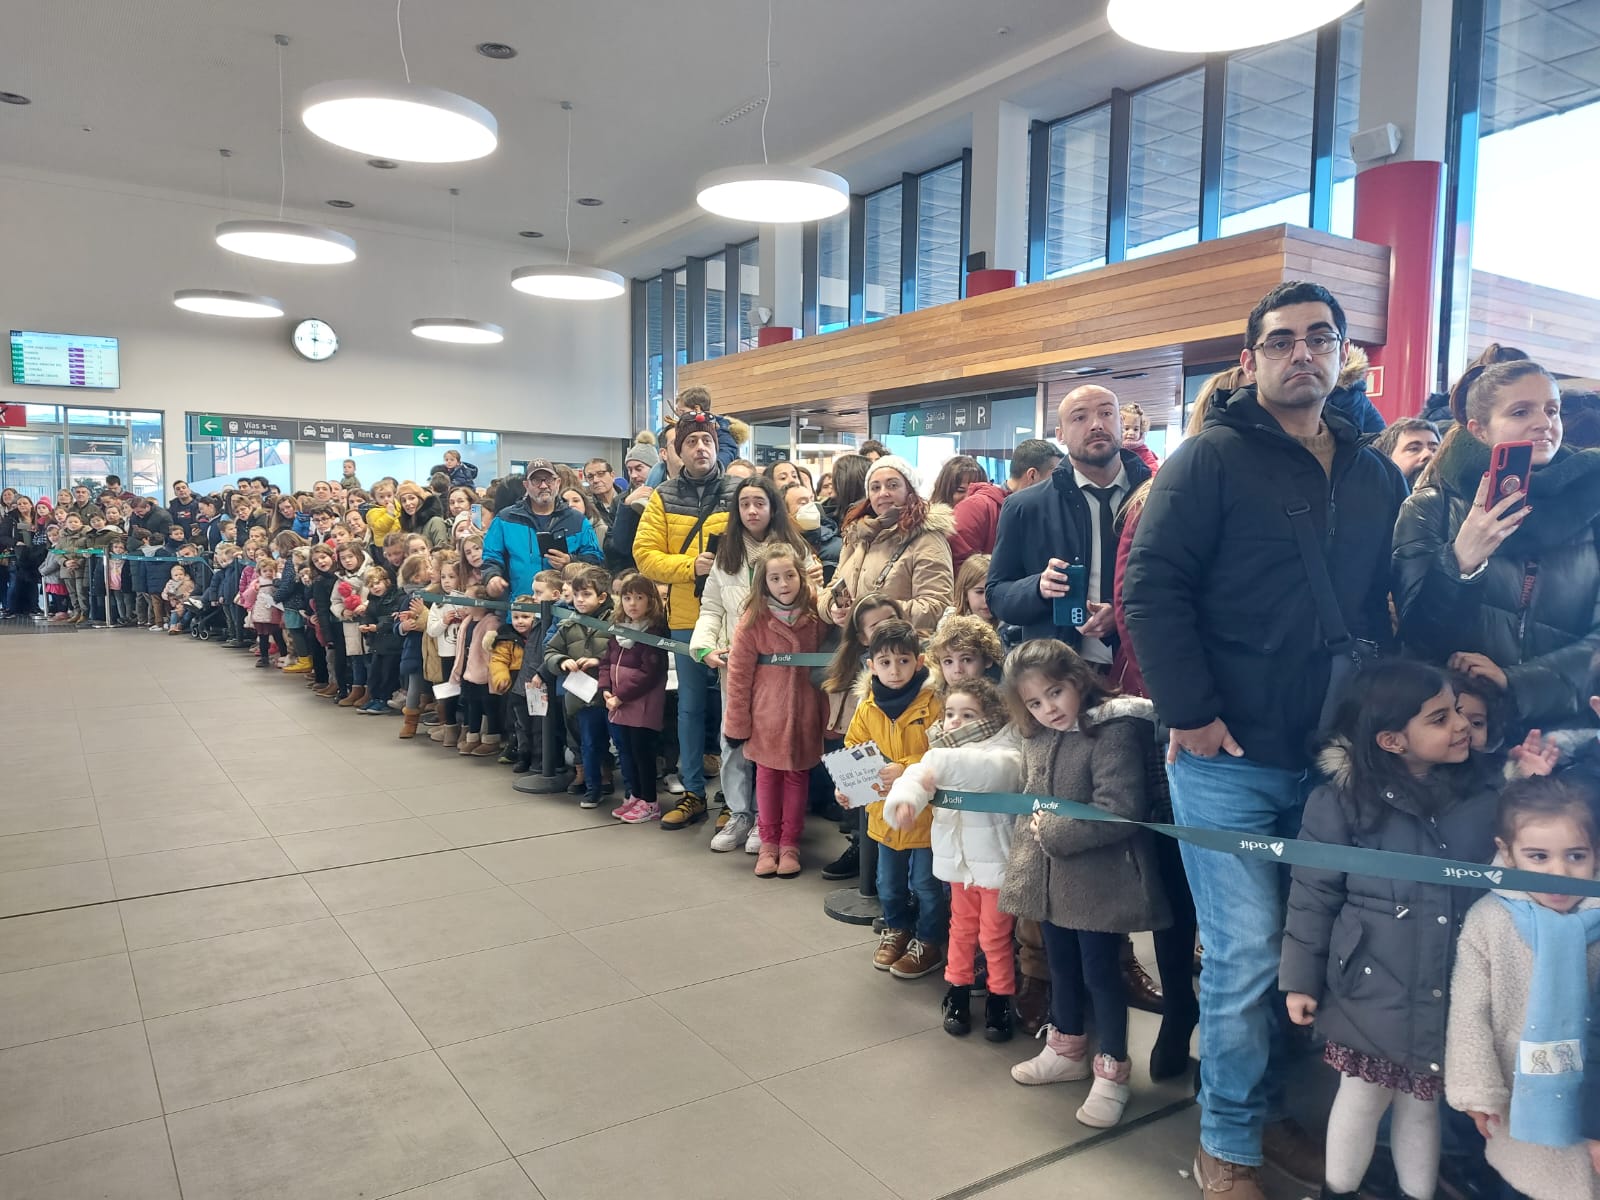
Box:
[843,619,944,980]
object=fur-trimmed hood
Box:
[1338,344,1371,390]
[840,500,955,548]
[1316,736,1356,790]
[1085,695,1156,725]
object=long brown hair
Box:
[829,453,870,518]
[742,543,817,624]
[1002,638,1119,737]
[823,591,905,693]
[716,475,810,575]
[930,456,986,507]
[953,554,991,618]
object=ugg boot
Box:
[1011,1026,1091,1085]
[776,845,801,878]
[438,724,461,749]
[314,680,338,696]
[457,732,480,756]
[428,720,450,742]
[754,844,779,878]
[339,685,367,708]
[398,708,421,739]
[1076,1055,1132,1128]
[471,734,501,757]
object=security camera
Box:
[755,305,773,326]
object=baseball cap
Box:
[526,460,559,479]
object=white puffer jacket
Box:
[882,725,1023,889]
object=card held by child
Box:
[824,741,891,810]
[563,670,600,703]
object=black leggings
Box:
[613,723,659,801]
[1152,835,1200,1030]
[256,628,287,658]
[326,638,351,689]
[436,656,457,723]
[368,653,400,706]
[459,680,501,737]
[1042,922,1128,1060]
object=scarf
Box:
[927,717,1001,750]
[871,667,929,721]
[767,597,802,626]
[613,617,651,650]
[1497,894,1600,1146]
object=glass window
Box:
[705,251,727,359]
[737,240,760,350]
[864,184,903,322]
[818,211,849,332]
[185,416,288,494]
[1457,0,1600,378]
[1221,33,1316,236]
[645,276,663,430]
[1128,70,1204,259]
[915,160,964,309]
[1044,106,1110,277]
[672,267,687,368]
[1331,10,1363,237]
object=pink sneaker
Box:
[620,800,661,824]
[612,796,644,819]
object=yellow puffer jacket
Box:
[632,471,732,631]
[845,679,941,851]
[366,502,401,545]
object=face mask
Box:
[793,501,822,532]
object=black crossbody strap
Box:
[1284,500,1353,652]
[872,532,923,590]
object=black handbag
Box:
[1285,498,1377,733]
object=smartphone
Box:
[470,503,483,524]
[1052,561,1089,629]
[536,531,564,560]
[694,534,721,598]
[1485,441,1533,513]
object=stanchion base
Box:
[514,771,573,795]
[823,888,882,925]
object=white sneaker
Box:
[710,811,751,852]
[1010,1025,1090,1085]
[664,772,685,795]
[744,823,762,854]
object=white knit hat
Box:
[866,454,922,496]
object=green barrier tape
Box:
[932,789,1600,899]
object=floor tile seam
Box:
[735,1021,946,1085]
[635,991,758,1089]
[137,960,378,1023]
[426,1026,539,1178]
[931,1094,1199,1200]
[0,946,137,991]
[526,890,745,936]
[366,1158,543,1200]
[0,1014,146,1057]
[0,1109,169,1162]
[406,989,646,1052]
[155,1044,449,1124]
[753,1083,897,1194]
[507,1079,755,1159]
[627,938,894,1001]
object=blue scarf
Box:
[1497,894,1600,1146]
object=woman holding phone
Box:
[1393,359,1600,732]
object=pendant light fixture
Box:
[413,188,504,345]
[301,1,496,163]
[174,151,285,320]
[694,0,847,224]
[217,36,357,266]
[1106,0,1360,53]
[510,102,625,301]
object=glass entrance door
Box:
[0,431,64,499]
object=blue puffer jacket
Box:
[481,500,603,599]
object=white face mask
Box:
[793,501,822,532]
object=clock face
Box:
[292,319,338,362]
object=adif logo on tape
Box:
[1030,798,1061,814]
[1443,866,1503,885]
[1240,839,1285,857]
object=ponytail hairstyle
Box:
[1425,355,1552,489]
[1449,342,1530,426]
[743,542,818,623]
[823,591,905,694]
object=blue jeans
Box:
[671,630,712,797]
[1167,749,1311,1168]
[574,706,609,798]
[876,844,942,942]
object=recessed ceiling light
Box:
[476,42,517,59]
[0,91,31,105]
[517,230,544,238]
[366,157,399,169]
[575,197,603,207]
[326,199,355,208]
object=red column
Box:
[1353,159,1445,423]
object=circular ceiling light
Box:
[301,80,497,163]
[695,165,849,224]
[410,317,504,344]
[173,289,285,319]
[1105,0,1360,53]
[510,265,625,301]
[215,219,357,265]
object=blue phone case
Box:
[1052,562,1088,628]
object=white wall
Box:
[0,168,632,495]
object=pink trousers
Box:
[755,764,808,848]
[946,882,1016,995]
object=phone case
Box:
[1485,441,1533,512]
[1052,562,1088,628]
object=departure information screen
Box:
[10,330,121,389]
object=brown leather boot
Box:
[398,707,421,739]
[314,681,339,697]
[1192,1147,1265,1199]
[339,685,367,708]
[1122,937,1164,1014]
[1014,974,1051,1037]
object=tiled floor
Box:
[0,630,1310,1199]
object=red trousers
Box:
[755,764,808,848]
[946,882,1016,995]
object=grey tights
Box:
[1324,1073,1440,1198]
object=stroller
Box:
[186,596,227,641]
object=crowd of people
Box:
[4,281,1600,1199]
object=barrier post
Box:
[514,599,574,795]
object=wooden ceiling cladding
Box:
[678,225,1390,418]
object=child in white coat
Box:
[882,676,1023,1041]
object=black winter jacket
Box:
[1123,387,1407,769]
[1280,743,1497,1077]
[363,587,406,656]
[987,448,1153,648]
[1393,433,1600,732]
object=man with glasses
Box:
[583,458,622,529]
[1124,281,1407,1199]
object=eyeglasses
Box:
[1253,332,1343,360]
